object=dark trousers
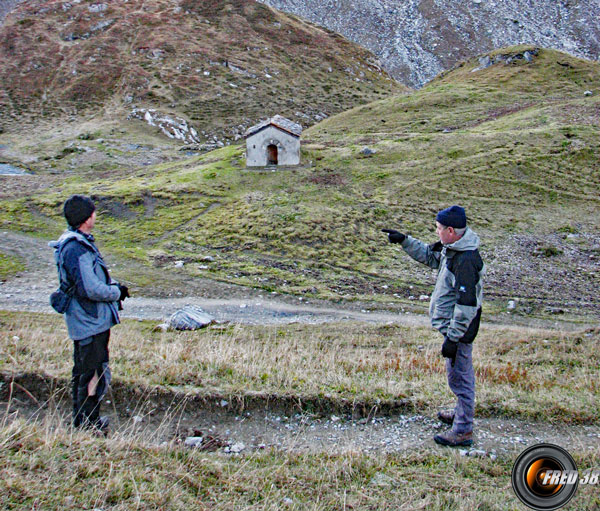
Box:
[446,308,481,433]
[72,330,110,426]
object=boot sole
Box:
[433,435,473,447]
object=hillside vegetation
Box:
[1,46,598,319]
[0,0,400,171]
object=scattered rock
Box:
[184,436,204,448]
[88,3,107,13]
[229,442,245,453]
[168,306,214,330]
[360,147,375,156]
[128,109,200,144]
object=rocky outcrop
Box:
[0,0,27,26]
[128,109,200,144]
[258,0,600,87]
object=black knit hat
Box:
[63,194,95,227]
[436,205,467,229]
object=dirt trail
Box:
[0,230,427,325]
[3,374,599,457]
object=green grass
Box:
[1,311,599,423]
[3,420,597,510]
[0,47,598,318]
[0,252,25,280]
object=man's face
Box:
[436,221,456,245]
[80,210,96,232]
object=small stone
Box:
[360,147,375,156]
[584,90,593,96]
[507,300,516,310]
[220,400,228,407]
[184,436,204,448]
[230,442,245,453]
[419,294,429,301]
[469,449,487,457]
[283,497,293,506]
[174,261,184,268]
[12,336,20,342]
[133,415,143,424]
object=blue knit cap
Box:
[436,205,467,228]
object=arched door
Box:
[267,144,278,165]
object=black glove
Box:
[118,284,130,301]
[441,336,458,363]
[382,229,406,244]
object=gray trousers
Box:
[446,342,475,433]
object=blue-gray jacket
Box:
[400,228,485,342]
[49,229,120,341]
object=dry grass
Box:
[1,311,598,423]
[0,416,598,510]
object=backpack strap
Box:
[55,237,79,296]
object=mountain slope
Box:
[1,47,598,319]
[0,0,401,144]
[259,0,600,87]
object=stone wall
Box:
[246,126,300,167]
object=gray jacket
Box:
[49,229,120,341]
[400,228,485,342]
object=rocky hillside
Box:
[0,0,401,146]
[258,0,600,87]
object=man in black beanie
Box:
[383,205,485,446]
[49,194,129,434]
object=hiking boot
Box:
[91,416,110,437]
[433,429,473,447]
[79,415,110,436]
[437,409,455,425]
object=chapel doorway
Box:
[267,144,278,165]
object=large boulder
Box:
[168,305,214,330]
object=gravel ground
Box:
[5,388,600,457]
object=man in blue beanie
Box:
[49,195,130,434]
[383,205,485,446]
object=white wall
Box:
[246,126,300,166]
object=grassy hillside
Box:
[0,0,400,152]
[1,46,598,318]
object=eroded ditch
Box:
[2,372,599,458]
